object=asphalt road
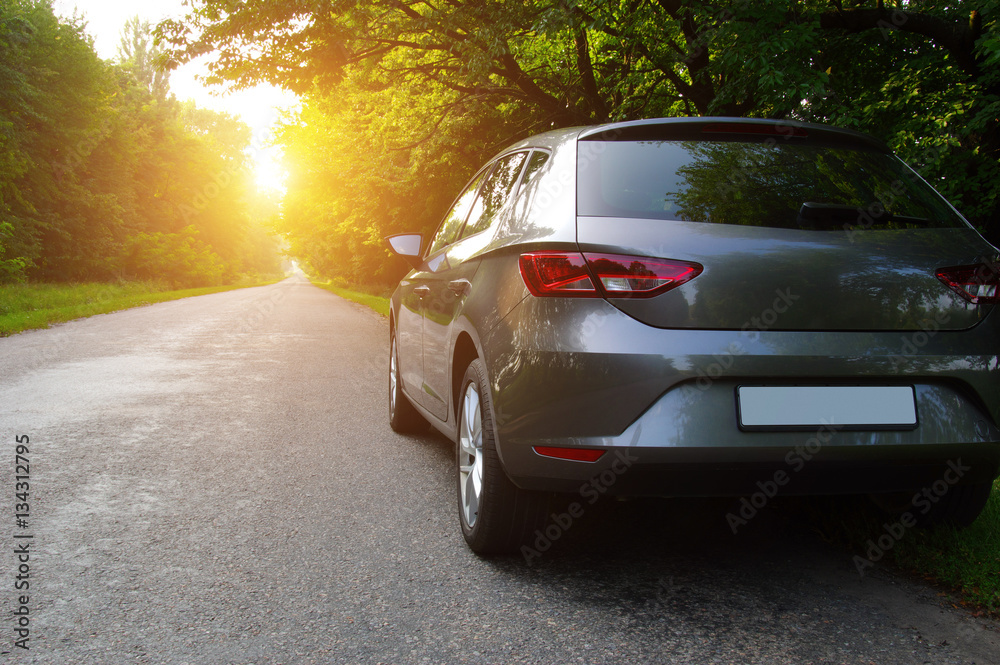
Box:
[1,275,998,664]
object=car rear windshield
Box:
[577,140,966,230]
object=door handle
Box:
[448,280,471,296]
[413,286,431,298]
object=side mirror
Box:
[386,234,424,270]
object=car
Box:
[386,117,1000,555]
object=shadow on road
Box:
[414,426,884,576]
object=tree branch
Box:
[818,8,981,77]
[574,28,608,122]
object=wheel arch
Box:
[452,331,479,422]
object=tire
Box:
[918,481,993,528]
[456,358,550,554]
[388,328,427,433]
[870,481,993,528]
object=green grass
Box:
[887,481,1000,614]
[0,277,282,336]
[309,279,391,317]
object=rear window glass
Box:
[577,140,965,230]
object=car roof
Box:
[498,116,890,155]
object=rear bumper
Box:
[483,297,1000,496]
[502,441,1000,498]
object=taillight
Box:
[585,253,702,297]
[519,251,702,298]
[936,264,999,305]
[518,252,599,297]
[533,446,606,462]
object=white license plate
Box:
[737,386,917,430]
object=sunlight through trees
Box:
[0,1,281,286]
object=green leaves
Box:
[0,221,28,283]
[0,1,278,285]
[163,0,1000,281]
[274,64,512,285]
[118,16,170,100]
[118,227,227,288]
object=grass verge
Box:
[882,480,1000,614]
[0,277,282,336]
[309,279,391,317]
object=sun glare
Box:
[52,0,299,198]
[253,146,289,195]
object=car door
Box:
[400,168,490,416]
[421,151,530,421]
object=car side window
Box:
[427,169,489,257]
[519,150,550,193]
[461,152,529,240]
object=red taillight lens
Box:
[533,446,606,462]
[519,252,598,297]
[936,264,999,305]
[519,251,702,298]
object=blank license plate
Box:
[737,386,917,430]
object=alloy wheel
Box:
[458,382,484,528]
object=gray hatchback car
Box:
[387,117,1000,554]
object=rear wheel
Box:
[870,481,993,528]
[389,329,426,433]
[919,481,993,527]
[457,358,550,554]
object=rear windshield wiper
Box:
[796,202,930,230]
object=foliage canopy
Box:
[160,1,1000,284]
[0,1,281,286]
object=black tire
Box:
[456,358,550,554]
[871,481,994,528]
[389,328,427,433]
[918,481,993,528]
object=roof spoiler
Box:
[577,117,890,152]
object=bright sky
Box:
[52,0,298,193]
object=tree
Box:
[118,226,226,287]
[118,16,169,100]
[0,0,37,282]
[159,0,1000,283]
[275,64,511,284]
[0,1,282,285]
[703,2,1000,243]
[0,221,27,282]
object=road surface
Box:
[1,275,997,664]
